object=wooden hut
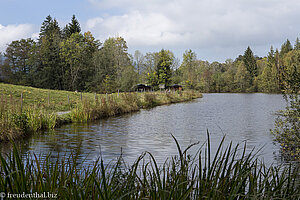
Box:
[135,84,152,92]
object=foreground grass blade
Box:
[0,133,299,199]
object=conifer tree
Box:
[294,37,300,50]
[36,15,63,89]
[243,46,257,85]
[267,46,275,64]
[39,15,61,40]
[63,15,81,38]
[280,39,293,56]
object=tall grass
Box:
[0,94,57,141]
[69,91,202,123]
[1,132,299,199]
[0,88,202,141]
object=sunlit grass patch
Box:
[0,83,202,141]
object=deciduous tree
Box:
[180,49,197,89]
[4,38,35,83]
[155,49,174,87]
[60,32,85,90]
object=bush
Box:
[12,113,29,133]
[272,94,300,160]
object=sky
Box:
[0,0,300,62]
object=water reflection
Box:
[0,93,291,167]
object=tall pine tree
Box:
[63,15,81,38]
[243,46,257,85]
[294,37,300,50]
[39,15,61,40]
[35,15,63,89]
[280,39,293,57]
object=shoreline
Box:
[0,90,203,142]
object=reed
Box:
[0,82,202,142]
[0,105,57,141]
[69,91,201,123]
[0,132,299,199]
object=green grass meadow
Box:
[0,83,202,141]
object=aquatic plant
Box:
[69,91,201,123]
[0,102,56,141]
[0,133,299,199]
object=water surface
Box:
[1,93,288,166]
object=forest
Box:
[0,15,299,94]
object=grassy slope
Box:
[0,83,202,141]
[0,83,95,112]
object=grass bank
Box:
[0,133,299,199]
[0,83,202,141]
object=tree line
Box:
[175,39,299,93]
[0,15,299,94]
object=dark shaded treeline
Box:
[0,15,299,94]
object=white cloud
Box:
[85,0,300,61]
[87,11,188,47]
[0,24,37,53]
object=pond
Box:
[0,93,288,167]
